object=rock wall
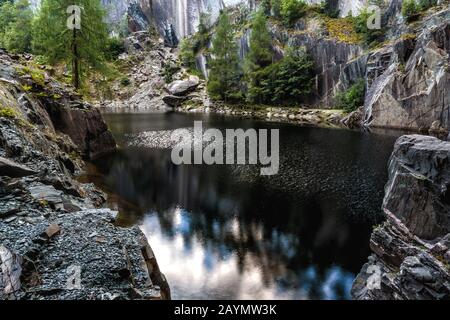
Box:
[0,49,170,300]
[352,135,450,300]
[364,10,450,132]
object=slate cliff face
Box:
[352,135,450,300]
[364,10,450,132]
[0,50,170,300]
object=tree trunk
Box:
[72,28,80,89]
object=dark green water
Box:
[87,111,405,300]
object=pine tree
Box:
[245,10,273,103]
[0,0,33,53]
[32,0,109,89]
[207,11,242,102]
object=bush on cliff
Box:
[402,0,420,21]
[251,48,315,105]
[280,0,307,27]
[335,79,365,113]
[353,7,385,47]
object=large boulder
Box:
[0,157,37,178]
[44,103,116,160]
[384,135,450,240]
[352,135,450,300]
[167,76,200,96]
[162,95,187,107]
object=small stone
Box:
[95,236,107,243]
[4,216,17,223]
[45,224,61,238]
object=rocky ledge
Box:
[0,50,169,300]
[352,135,450,300]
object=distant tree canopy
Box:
[205,8,315,105]
[0,0,33,53]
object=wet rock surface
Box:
[0,50,169,300]
[352,135,450,300]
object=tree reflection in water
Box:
[83,112,402,299]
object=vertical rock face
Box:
[149,0,253,40]
[272,28,365,106]
[352,135,450,300]
[364,12,450,131]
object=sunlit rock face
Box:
[364,12,450,131]
[147,0,366,40]
[149,0,253,40]
[29,0,367,39]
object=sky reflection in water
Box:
[88,112,404,300]
[141,207,354,300]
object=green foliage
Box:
[0,0,33,53]
[402,0,437,22]
[179,13,211,75]
[261,0,272,15]
[280,0,307,27]
[418,0,437,11]
[271,0,282,17]
[197,13,211,48]
[249,48,315,105]
[402,0,420,21]
[105,37,125,61]
[120,77,131,86]
[353,7,385,46]
[32,0,109,89]
[163,62,179,83]
[17,65,46,87]
[179,38,197,70]
[0,106,18,119]
[207,11,243,102]
[245,10,274,103]
[335,79,365,113]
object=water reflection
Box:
[141,207,354,300]
[84,112,404,300]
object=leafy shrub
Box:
[418,0,437,10]
[0,106,18,119]
[105,37,125,61]
[179,13,211,75]
[179,38,197,70]
[335,79,365,113]
[249,48,315,105]
[280,0,307,27]
[353,7,385,47]
[402,0,420,21]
